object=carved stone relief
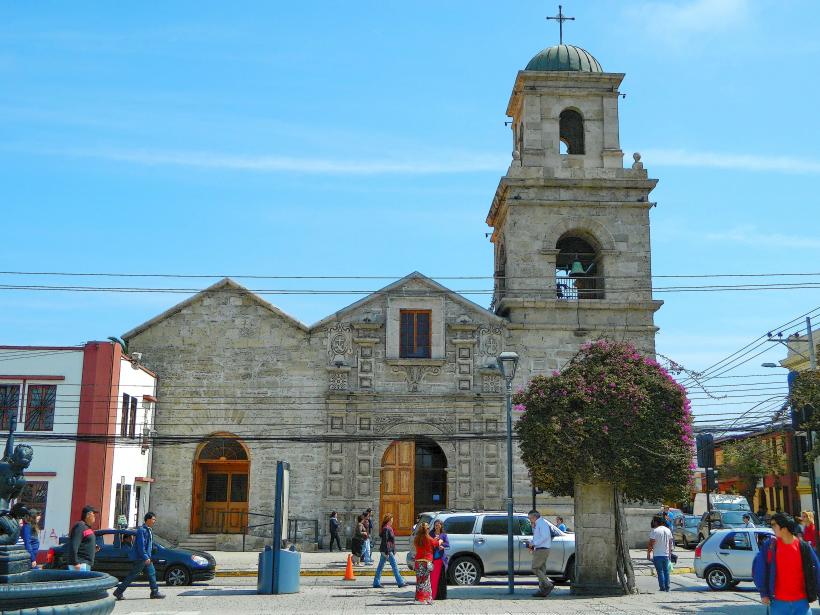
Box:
[391,364,441,392]
[327,322,352,363]
[478,325,503,358]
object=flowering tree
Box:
[513,339,694,592]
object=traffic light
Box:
[706,467,719,492]
[697,434,715,468]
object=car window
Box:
[519,518,533,536]
[96,531,116,546]
[120,532,135,549]
[720,532,752,551]
[443,515,476,535]
[722,512,752,525]
[685,517,700,528]
[755,532,772,548]
[480,516,514,535]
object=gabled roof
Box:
[121,278,309,340]
[309,271,504,330]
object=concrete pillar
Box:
[572,481,623,596]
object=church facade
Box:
[122,41,661,549]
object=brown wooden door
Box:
[193,462,249,533]
[380,441,415,536]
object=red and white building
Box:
[0,341,157,560]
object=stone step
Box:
[178,535,218,551]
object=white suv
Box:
[406,511,575,585]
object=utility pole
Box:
[805,317,818,553]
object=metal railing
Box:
[555,275,603,300]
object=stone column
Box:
[571,481,623,596]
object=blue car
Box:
[47,528,216,586]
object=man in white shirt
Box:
[742,514,756,528]
[527,510,554,598]
[647,514,673,592]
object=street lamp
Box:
[496,351,519,595]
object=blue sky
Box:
[1,0,819,427]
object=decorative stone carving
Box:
[329,371,348,390]
[391,364,441,392]
[327,322,352,363]
[482,374,502,393]
[478,325,503,358]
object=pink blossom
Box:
[513,404,526,412]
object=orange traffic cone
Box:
[343,554,356,581]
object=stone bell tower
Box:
[487,41,663,373]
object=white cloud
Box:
[703,225,820,249]
[642,148,820,175]
[27,145,506,176]
[628,0,751,41]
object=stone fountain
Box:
[0,412,117,614]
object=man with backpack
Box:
[753,512,820,614]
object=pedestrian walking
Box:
[328,511,342,552]
[429,518,449,600]
[21,509,40,568]
[742,513,756,528]
[361,508,374,565]
[647,514,673,592]
[555,516,568,532]
[753,512,820,615]
[801,511,817,549]
[372,513,407,589]
[527,510,554,598]
[661,505,673,530]
[412,522,442,605]
[113,512,165,601]
[351,514,367,565]
[66,505,98,571]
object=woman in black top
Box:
[351,514,366,565]
[372,513,407,588]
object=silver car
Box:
[693,527,774,590]
[406,511,575,586]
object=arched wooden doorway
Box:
[191,435,249,534]
[379,439,447,536]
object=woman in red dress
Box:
[412,522,442,604]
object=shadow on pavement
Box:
[179,588,258,597]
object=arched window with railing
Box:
[555,234,603,300]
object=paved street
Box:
[109,570,799,614]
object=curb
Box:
[646,566,694,576]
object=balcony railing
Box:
[555,275,603,300]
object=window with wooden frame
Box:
[399,309,432,359]
[128,396,138,439]
[16,481,48,529]
[0,385,20,431]
[25,385,56,431]
[121,393,130,437]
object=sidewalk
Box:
[212,548,696,577]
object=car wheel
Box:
[564,556,575,584]
[448,556,481,586]
[705,565,732,591]
[683,536,690,549]
[165,565,191,586]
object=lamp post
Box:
[497,351,519,595]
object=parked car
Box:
[694,527,774,590]
[45,528,216,586]
[696,510,761,544]
[673,515,701,549]
[405,511,575,586]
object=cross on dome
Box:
[546,4,575,45]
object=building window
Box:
[0,385,20,431]
[25,385,56,431]
[399,310,431,359]
[559,109,585,154]
[128,396,138,439]
[121,393,130,437]
[17,481,48,529]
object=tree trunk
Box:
[614,488,637,594]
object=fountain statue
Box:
[0,408,117,614]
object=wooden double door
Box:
[192,461,249,533]
[380,440,447,536]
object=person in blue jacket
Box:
[113,512,165,601]
[753,512,820,615]
[21,509,40,568]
